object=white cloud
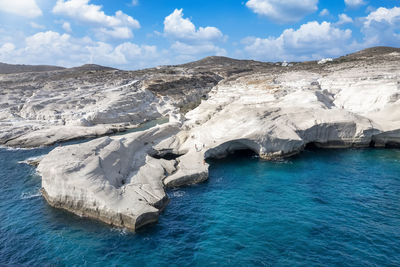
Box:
[364,7,400,27]
[0,43,15,59]
[246,0,318,23]
[319,9,330,17]
[114,42,157,63]
[162,9,226,61]
[0,31,161,69]
[171,41,226,56]
[0,0,42,18]
[84,41,158,67]
[53,0,139,28]
[98,27,133,39]
[243,21,354,61]
[344,0,365,8]
[30,22,46,30]
[362,7,400,46]
[53,0,140,39]
[24,31,74,55]
[62,22,72,32]
[336,14,353,25]
[164,9,223,43]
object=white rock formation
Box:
[20,47,400,230]
[0,78,170,147]
[0,65,218,148]
[38,123,180,230]
[163,56,400,186]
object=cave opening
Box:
[304,142,320,150]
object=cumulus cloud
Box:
[53,0,140,39]
[344,0,365,8]
[362,7,400,46]
[364,7,400,27]
[22,31,75,62]
[163,9,226,61]
[0,0,42,18]
[246,0,318,23]
[336,14,353,25]
[164,9,223,43]
[53,0,139,28]
[243,21,354,61]
[0,31,161,69]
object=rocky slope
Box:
[0,62,65,74]
[3,46,400,231]
[0,62,225,147]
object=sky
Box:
[0,0,399,69]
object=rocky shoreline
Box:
[2,47,400,230]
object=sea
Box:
[1,140,399,266]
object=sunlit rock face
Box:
[7,46,400,230]
[161,47,400,189]
[0,64,222,148]
[38,123,181,231]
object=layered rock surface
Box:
[0,64,224,147]
[4,47,400,230]
[38,123,180,230]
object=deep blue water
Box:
[1,145,400,266]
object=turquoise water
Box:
[1,146,400,266]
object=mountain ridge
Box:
[1,46,399,74]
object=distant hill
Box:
[67,64,117,72]
[1,46,398,75]
[0,62,65,74]
[186,47,400,66]
[0,63,118,75]
[347,46,400,57]
[182,56,259,67]
[181,56,272,69]
[334,46,400,63]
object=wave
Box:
[0,145,36,151]
[18,155,44,165]
[20,190,41,200]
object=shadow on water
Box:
[206,149,258,165]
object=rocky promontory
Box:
[2,47,400,230]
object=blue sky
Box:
[0,0,399,69]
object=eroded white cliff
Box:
[20,47,400,230]
[38,123,180,230]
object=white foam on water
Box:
[20,190,41,200]
[18,155,45,165]
[172,190,185,198]
[0,145,36,151]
